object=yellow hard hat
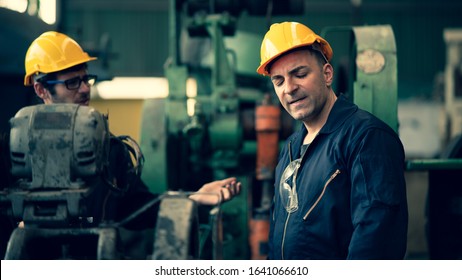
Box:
[256,22,333,76]
[24,31,97,86]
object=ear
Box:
[323,63,334,87]
[33,82,50,102]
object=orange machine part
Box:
[249,218,271,260]
[250,100,281,259]
[255,105,280,180]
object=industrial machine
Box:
[0,103,226,260]
[441,28,462,146]
[321,25,399,132]
[1,104,116,259]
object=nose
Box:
[79,80,92,92]
[283,77,298,95]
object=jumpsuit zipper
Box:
[280,169,341,259]
[303,169,341,220]
[281,212,291,260]
[280,140,295,260]
[280,140,309,259]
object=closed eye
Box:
[289,65,309,79]
[271,66,309,87]
[271,76,284,87]
[295,72,307,79]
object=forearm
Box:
[348,205,408,259]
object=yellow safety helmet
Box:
[24,31,97,86]
[256,22,333,76]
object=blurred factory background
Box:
[0,0,461,260]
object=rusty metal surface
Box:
[6,104,109,225]
[4,227,118,260]
[152,195,199,260]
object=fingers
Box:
[192,177,241,205]
[220,180,241,202]
[219,177,237,186]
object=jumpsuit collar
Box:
[288,94,357,159]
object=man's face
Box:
[42,68,92,106]
[269,49,333,123]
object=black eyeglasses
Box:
[45,74,97,90]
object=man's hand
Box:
[189,177,241,205]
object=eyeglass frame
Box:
[44,74,97,90]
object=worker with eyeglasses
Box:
[0,31,241,251]
[257,22,408,260]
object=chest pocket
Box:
[302,169,341,220]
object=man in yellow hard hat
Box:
[257,22,408,259]
[16,32,240,230]
[24,31,97,105]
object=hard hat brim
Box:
[24,56,97,86]
[256,38,331,76]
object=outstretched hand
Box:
[189,177,241,205]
